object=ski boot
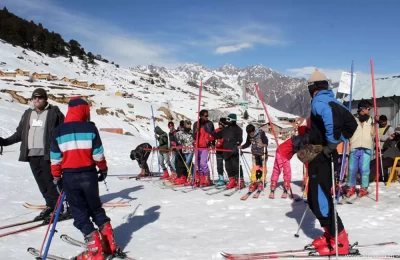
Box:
[174,175,187,185]
[225,177,236,189]
[34,206,54,222]
[75,230,105,260]
[257,181,264,191]
[282,181,291,198]
[281,190,288,199]
[200,176,211,187]
[314,229,350,256]
[248,182,257,192]
[235,178,245,189]
[99,222,117,255]
[160,169,169,180]
[305,227,329,250]
[216,175,225,186]
[269,181,277,199]
[345,186,356,198]
[357,187,368,198]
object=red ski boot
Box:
[248,182,257,192]
[167,172,177,182]
[236,178,245,189]
[305,227,330,250]
[174,175,187,185]
[316,229,349,256]
[225,177,236,189]
[99,222,117,255]
[345,186,356,198]
[357,188,368,198]
[75,230,104,260]
[160,169,169,180]
[200,176,211,187]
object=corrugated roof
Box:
[336,75,400,101]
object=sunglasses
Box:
[203,114,209,118]
[32,96,45,100]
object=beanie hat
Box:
[307,69,328,83]
[65,97,90,123]
[227,113,237,121]
[32,88,48,99]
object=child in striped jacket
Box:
[50,97,117,260]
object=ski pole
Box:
[0,146,3,155]
[331,156,338,260]
[238,148,242,193]
[41,192,66,260]
[294,205,308,238]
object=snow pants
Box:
[250,154,267,182]
[29,156,59,209]
[158,152,173,172]
[307,153,344,235]
[348,148,371,188]
[196,150,209,176]
[62,170,110,236]
[216,151,224,176]
[175,151,188,178]
[137,149,151,174]
[225,154,243,178]
[270,152,291,184]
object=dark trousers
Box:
[370,157,394,182]
[62,171,110,236]
[216,152,224,176]
[29,156,59,209]
[224,154,243,178]
[175,151,188,178]
[138,150,151,173]
[307,153,344,236]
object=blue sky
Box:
[3,0,400,81]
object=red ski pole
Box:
[370,59,379,202]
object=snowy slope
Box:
[0,99,400,259]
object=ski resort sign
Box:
[337,71,356,94]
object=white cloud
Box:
[2,0,183,68]
[215,43,253,54]
[191,22,286,55]
[286,66,399,83]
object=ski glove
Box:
[323,143,338,158]
[53,177,62,194]
[98,168,108,182]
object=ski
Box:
[224,188,240,196]
[0,219,40,230]
[252,190,262,198]
[347,189,375,204]
[28,247,69,260]
[221,241,398,259]
[24,203,130,209]
[207,187,232,195]
[240,191,255,200]
[60,234,137,259]
[0,222,45,238]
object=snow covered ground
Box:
[1,99,400,259]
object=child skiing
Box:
[174,120,194,185]
[155,126,174,180]
[269,124,307,199]
[240,124,268,193]
[292,69,357,256]
[130,143,152,178]
[215,120,225,186]
[50,97,117,260]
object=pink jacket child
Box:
[269,125,307,198]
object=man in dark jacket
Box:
[370,126,400,182]
[167,121,177,177]
[207,114,244,189]
[292,69,357,256]
[130,143,152,178]
[0,88,68,223]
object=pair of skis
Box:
[221,241,398,259]
[240,189,263,200]
[28,234,136,259]
[23,202,130,209]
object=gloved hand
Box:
[232,145,239,156]
[98,168,108,182]
[130,150,136,161]
[0,137,6,146]
[53,177,62,194]
[323,143,338,158]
